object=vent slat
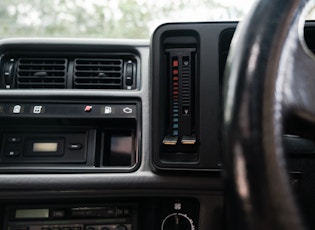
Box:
[16,58,67,89]
[19,67,65,71]
[18,79,65,83]
[75,83,121,86]
[17,83,65,85]
[74,58,123,89]
[17,76,66,79]
[18,73,66,76]
[75,68,121,72]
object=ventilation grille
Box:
[16,58,67,88]
[74,58,123,89]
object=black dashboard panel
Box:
[4,20,315,230]
[8,20,315,229]
[0,22,234,230]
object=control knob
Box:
[161,212,195,230]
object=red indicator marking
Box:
[173,82,179,86]
[173,77,179,81]
[173,87,179,91]
[84,105,93,112]
[173,60,179,67]
[173,69,179,75]
[173,91,179,95]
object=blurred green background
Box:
[0,0,252,39]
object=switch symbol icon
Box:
[84,105,93,112]
[33,106,42,114]
[104,106,112,114]
[13,105,21,114]
[123,107,133,114]
[174,203,182,210]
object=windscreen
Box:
[0,0,255,39]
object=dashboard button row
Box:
[0,104,137,118]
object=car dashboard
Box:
[0,21,315,230]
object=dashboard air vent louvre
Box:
[16,58,67,89]
[73,58,123,89]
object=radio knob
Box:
[115,225,127,230]
[161,213,195,230]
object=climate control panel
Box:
[152,23,220,171]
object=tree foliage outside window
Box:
[0,0,254,39]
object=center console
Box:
[0,100,140,172]
[2,197,211,230]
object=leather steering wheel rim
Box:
[224,0,315,229]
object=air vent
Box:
[16,58,67,88]
[74,59,123,89]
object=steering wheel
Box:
[223,0,315,229]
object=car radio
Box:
[4,203,137,230]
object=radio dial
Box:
[161,213,195,230]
